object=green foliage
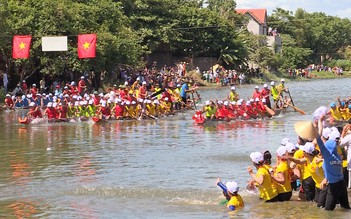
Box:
[326,59,351,71]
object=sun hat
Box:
[294,121,317,141]
[226,181,239,194]
[276,146,287,157]
[250,152,264,164]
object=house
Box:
[236,8,282,53]
[236,8,267,35]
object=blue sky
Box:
[236,0,351,19]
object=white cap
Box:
[255,86,259,89]
[124,81,128,86]
[250,152,264,164]
[132,101,136,104]
[81,76,85,79]
[6,94,10,97]
[255,98,260,102]
[88,100,94,105]
[29,102,36,107]
[32,84,36,87]
[71,81,75,86]
[301,142,315,155]
[231,86,236,90]
[164,97,169,101]
[102,102,106,107]
[47,102,53,107]
[281,137,290,146]
[205,100,210,105]
[322,127,332,139]
[281,78,285,82]
[250,99,254,102]
[276,146,287,157]
[226,181,239,194]
[328,130,340,141]
[286,142,297,153]
[153,99,159,104]
[52,102,58,107]
[263,84,268,88]
[262,99,266,103]
[136,77,140,81]
[271,81,275,86]
[142,81,147,85]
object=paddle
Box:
[286,102,306,115]
[191,91,197,110]
[148,88,165,99]
[287,90,295,107]
[264,105,276,116]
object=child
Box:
[216,178,244,211]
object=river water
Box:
[1,78,351,218]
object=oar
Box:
[287,90,295,107]
[191,91,197,110]
[264,105,276,116]
[147,89,165,99]
[286,102,306,115]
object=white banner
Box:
[42,36,68,51]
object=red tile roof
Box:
[236,9,267,24]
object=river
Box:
[0,78,351,218]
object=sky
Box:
[236,0,351,19]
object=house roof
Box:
[236,9,267,25]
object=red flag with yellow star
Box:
[12,35,32,59]
[78,34,96,58]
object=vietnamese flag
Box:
[12,35,32,59]
[78,34,96,58]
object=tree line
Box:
[1,0,350,90]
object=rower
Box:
[228,86,239,102]
[252,86,261,99]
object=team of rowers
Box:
[329,96,351,123]
[3,76,200,122]
[192,79,291,123]
[216,115,350,212]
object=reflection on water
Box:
[0,78,351,218]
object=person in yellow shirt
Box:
[228,86,239,102]
[247,152,279,202]
[216,178,244,211]
[202,100,217,120]
[270,81,280,109]
[329,102,343,121]
[271,146,292,201]
[291,136,315,202]
[289,142,327,207]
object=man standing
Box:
[78,76,87,95]
[180,80,193,105]
[270,81,280,109]
[261,84,271,109]
[3,72,8,94]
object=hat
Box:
[231,86,236,90]
[270,81,275,86]
[53,102,58,107]
[322,127,332,139]
[205,100,210,105]
[32,84,36,87]
[224,101,229,106]
[136,77,140,81]
[330,103,336,108]
[281,137,290,146]
[262,99,266,103]
[250,152,264,164]
[142,81,147,85]
[81,76,85,79]
[263,84,268,88]
[71,81,75,86]
[301,142,315,155]
[6,94,10,97]
[324,139,339,155]
[328,130,340,141]
[294,121,317,141]
[29,102,36,107]
[226,181,239,194]
[276,146,287,157]
[64,86,68,89]
[47,102,53,107]
[250,99,254,102]
[255,86,259,89]
[281,78,285,82]
[255,98,260,102]
[286,142,297,153]
[164,97,169,101]
[124,81,128,86]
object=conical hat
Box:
[294,121,317,141]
